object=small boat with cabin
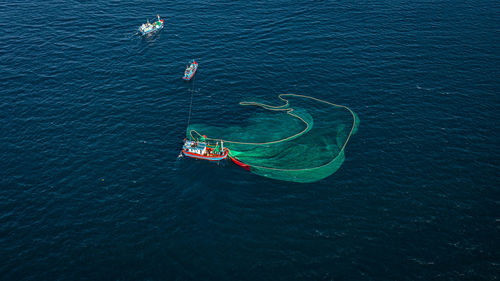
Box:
[182,138,228,161]
[183,60,198,80]
[139,14,164,35]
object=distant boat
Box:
[183,60,198,80]
[182,139,228,161]
[139,14,164,35]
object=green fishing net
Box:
[187,94,359,183]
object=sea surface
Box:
[1,0,499,280]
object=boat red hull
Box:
[182,148,228,161]
[229,156,251,171]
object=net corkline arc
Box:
[183,94,359,183]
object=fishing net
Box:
[187,94,359,183]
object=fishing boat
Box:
[139,14,164,35]
[183,60,198,80]
[229,155,251,171]
[182,139,228,161]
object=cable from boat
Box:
[185,74,195,130]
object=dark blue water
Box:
[1,0,499,280]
